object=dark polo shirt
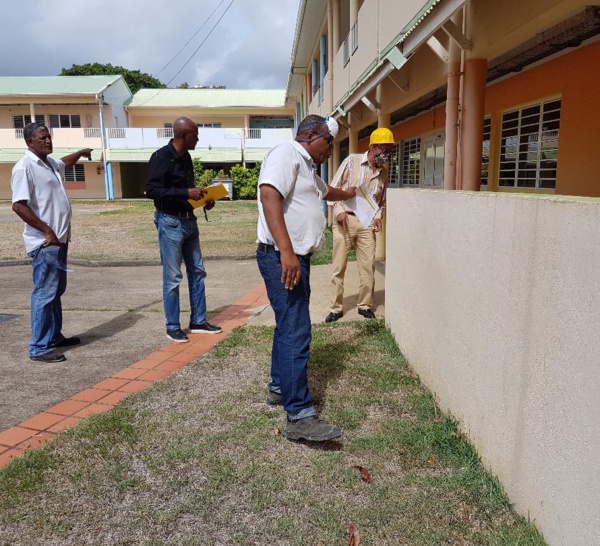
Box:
[146,139,194,215]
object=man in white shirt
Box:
[257,114,355,441]
[12,122,92,363]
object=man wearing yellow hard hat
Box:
[325,127,395,323]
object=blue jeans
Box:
[28,244,68,357]
[257,249,317,421]
[155,211,207,331]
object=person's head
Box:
[295,114,337,164]
[172,116,199,151]
[368,127,395,168]
[24,122,53,160]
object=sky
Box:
[1,0,301,89]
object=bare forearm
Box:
[326,186,355,201]
[62,148,93,168]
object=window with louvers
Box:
[64,164,85,182]
[499,99,561,189]
[49,114,81,128]
[13,115,45,128]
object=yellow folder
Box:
[188,182,230,208]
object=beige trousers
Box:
[330,214,376,314]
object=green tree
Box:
[192,159,226,189]
[59,63,166,94]
[230,162,261,199]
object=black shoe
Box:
[325,312,343,323]
[50,336,81,348]
[267,390,282,406]
[30,352,66,363]
[358,308,376,319]
[189,321,222,334]
[166,328,189,343]
[286,416,342,441]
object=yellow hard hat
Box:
[370,127,394,145]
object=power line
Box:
[154,0,229,79]
[165,0,236,87]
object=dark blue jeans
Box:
[27,244,69,357]
[257,249,317,420]
[155,211,207,331]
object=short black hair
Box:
[23,122,49,143]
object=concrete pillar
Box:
[461,58,487,191]
[349,129,359,154]
[376,84,390,260]
[29,103,36,122]
[332,0,340,52]
[350,0,359,24]
[327,1,335,111]
[444,13,462,190]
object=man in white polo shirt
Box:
[11,122,92,363]
[257,114,355,442]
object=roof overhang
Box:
[285,0,328,103]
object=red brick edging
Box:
[0,283,269,469]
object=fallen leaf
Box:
[274,428,281,436]
[452,432,466,440]
[348,523,360,545]
[352,465,373,483]
[427,454,437,467]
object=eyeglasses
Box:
[313,132,334,146]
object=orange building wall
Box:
[356,39,600,197]
[486,38,600,197]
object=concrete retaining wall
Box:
[385,189,600,545]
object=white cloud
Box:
[1,0,300,89]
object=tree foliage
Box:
[59,63,166,95]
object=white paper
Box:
[345,182,379,229]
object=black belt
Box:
[257,243,312,260]
[159,210,195,219]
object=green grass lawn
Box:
[0,321,546,545]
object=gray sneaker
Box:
[267,390,282,406]
[285,416,342,441]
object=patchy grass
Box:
[0,321,545,545]
[1,200,259,261]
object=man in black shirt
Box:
[146,116,222,342]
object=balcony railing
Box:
[0,127,102,149]
[0,127,293,154]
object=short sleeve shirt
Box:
[257,141,329,256]
[11,150,71,253]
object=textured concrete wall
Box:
[385,189,600,546]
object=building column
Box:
[29,103,36,122]
[376,85,390,260]
[349,129,359,154]
[444,12,462,190]
[460,58,487,191]
[350,0,359,24]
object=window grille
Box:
[343,36,350,66]
[499,98,561,189]
[64,164,85,182]
[481,117,491,186]
[13,114,45,128]
[401,137,421,186]
[388,143,401,188]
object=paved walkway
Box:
[0,258,385,469]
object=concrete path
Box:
[0,257,385,467]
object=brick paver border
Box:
[0,283,269,470]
